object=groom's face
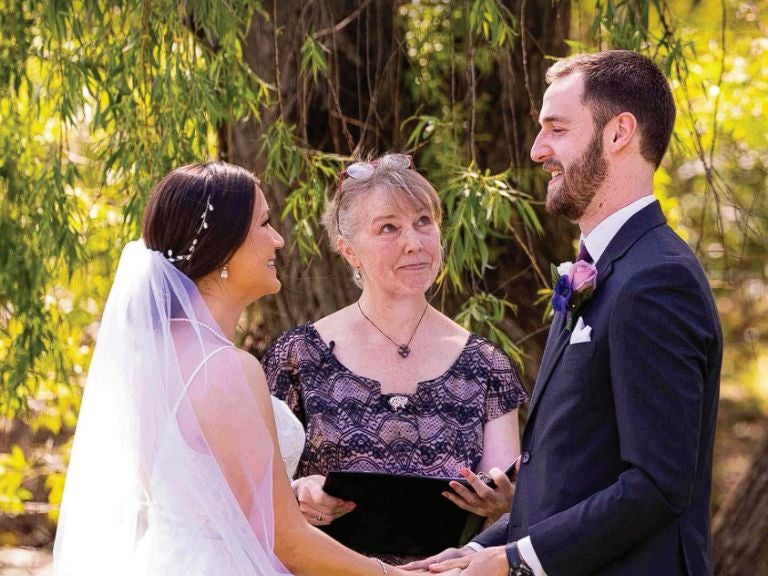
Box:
[531,72,608,221]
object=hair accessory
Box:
[219,264,229,280]
[167,194,214,263]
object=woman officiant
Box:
[264,153,527,562]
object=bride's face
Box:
[226,187,285,300]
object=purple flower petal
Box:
[551,275,572,313]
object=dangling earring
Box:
[353,268,362,283]
[220,264,229,280]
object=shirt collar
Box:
[581,195,656,264]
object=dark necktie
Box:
[577,241,593,264]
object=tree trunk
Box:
[228,1,385,352]
[713,437,768,575]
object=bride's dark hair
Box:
[142,162,257,280]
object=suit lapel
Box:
[526,201,667,421]
[528,312,569,413]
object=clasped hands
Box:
[401,545,509,575]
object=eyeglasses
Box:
[337,153,413,193]
[335,154,414,233]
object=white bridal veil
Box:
[54,241,290,576]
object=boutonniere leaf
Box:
[550,260,598,330]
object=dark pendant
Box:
[397,345,411,358]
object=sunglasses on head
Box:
[337,154,413,192]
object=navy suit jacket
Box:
[475,201,722,575]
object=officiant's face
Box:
[339,186,441,299]
[531,72,608,221]
[227,187,285,300]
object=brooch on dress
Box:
[388,396,409,410]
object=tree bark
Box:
[713,437,768,575]
[228,1,377,352]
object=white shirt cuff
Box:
[465,541,484,552]
[517,537,547,576]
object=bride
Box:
[53,162,451,576]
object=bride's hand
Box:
[400,546,475,571]
[292,474,356,526]
[441,467,514,523]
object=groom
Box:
[406,51,722,575]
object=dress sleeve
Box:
[263,329,306,425]
[480,340,528,423]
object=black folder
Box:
[321,470,483,556]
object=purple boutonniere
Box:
[550,260,598,330]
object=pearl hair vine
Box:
[166,194,214,263]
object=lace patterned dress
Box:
[263,323,527,560]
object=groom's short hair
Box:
[546,50,676,169]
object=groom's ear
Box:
[606,112,638,154]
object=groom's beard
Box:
[545,129,608,221]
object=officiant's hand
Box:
[292,474,356,526]
[442,467,515,523]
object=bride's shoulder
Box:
[189,344,266,384]
[192,346,272,407]
[229,347,267,379]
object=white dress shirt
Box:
[580,195,657,265]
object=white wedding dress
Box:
[271,396,306,478]
[129,373,305,575]
[128,347,306,576]
[54,241,305,576]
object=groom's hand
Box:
[399,545,475,571]
[428,545,508,575]
[292,474,356,526]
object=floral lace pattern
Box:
[263,324,527,480]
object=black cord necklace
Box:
[357,301,429,358]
